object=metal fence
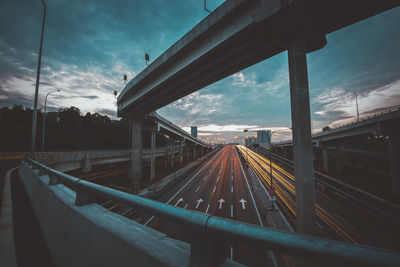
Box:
[23,157,400,266]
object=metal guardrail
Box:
[23,157,400,266]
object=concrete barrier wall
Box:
[18,162,191,267]
[36,148,181,173]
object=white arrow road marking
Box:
[195,186,200,192]
[217,198,225,209]
[230,205,234,218]
[195,198,203,209]
[239,199,247,210]
[175,197,184,206]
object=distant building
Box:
[257,130,271,149]
[191,126,198,138]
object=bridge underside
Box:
[117,0,398,115]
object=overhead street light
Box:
[30,0,47,157]
[42,89,60,152]
[345,89,360,122]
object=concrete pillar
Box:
[179,139,183,165]
[150,129,156,181]
[288,35,316,235]
[336,146,342,173]
[186,144,190,162]
[389,134,400,198]
[193,145,197,160]
[322,146,329,173]
[170,140,175,168]
[130,120,142,193]
[82,152,92,173]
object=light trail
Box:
[236,145,358,244]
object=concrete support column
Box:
[186,144,190,162]
[193,145,197,160]
[130,120,142,193]
[322,146,329,173]
[336,146,342,173]
[288,35,316,235]
[170,140,175,168]
[82,152,92,173]
[179,139,183,165]
[389,134,400,198]
[150,129,156,181]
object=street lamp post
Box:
[42,90,60,151]
[30,0,47,157]
[346,89,359,122]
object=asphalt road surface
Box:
[131,145,273,267]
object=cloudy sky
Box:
[1,0,399,144]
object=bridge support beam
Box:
[336,146,342,173]
[130,120,142,193]
[288,35,316,235]
[186,144,190,162]
[170,140,175,169]
[150,128,156,181]
[389,134,400,198]
[179,139,183,165]
[322,146,329,173]
[82,152,92,173]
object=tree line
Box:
[0,105,163,151]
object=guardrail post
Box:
[38,167,45,176]
[75,188,94,206]
[48,175,60,185]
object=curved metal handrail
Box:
[23,157,400,266]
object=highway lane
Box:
[239,145,400,251]
[130,146,272,266]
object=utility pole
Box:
[30,0,46,157]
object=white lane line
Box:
[145,150,222,226]
[316,220,324,230]
[235,148,263,226]
[195,186,200,192]
[230,246,233,261]
[144,216,155,226]
[184,203,188,209]
[231,176,233,182]
[212,186,216,194]
[230,205,234,218]
[205,204,210,214]
[231,186,234,193]
[203,176,207,181]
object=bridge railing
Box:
[23,157,400,266]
